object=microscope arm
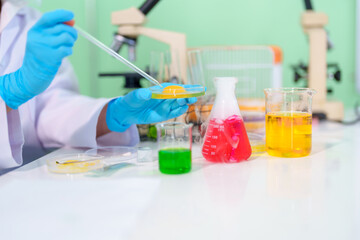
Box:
[111,0,161,25]
[303,0,333,49]
[110,0,162,62]
[112,0,187,83]
[304,0,313,10]
[139,0,161,15]
[301,0,344,120]
[119,26,185,45]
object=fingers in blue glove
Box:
[36,9,74,27]
[105,85,199,132]
[2,10,78,110]
[122,88,152,107]
[44,24,78,41]
[56,46,74,58]
[167,105,189,119]
[136,88,152,100]
[49,32,77,48]
[176,97,197,106]
[168,98,195,111]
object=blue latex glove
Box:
[106,83,199,132]
[0,10,77,109]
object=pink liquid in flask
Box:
[202,115,252,163]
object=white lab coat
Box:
[0,2,139,169]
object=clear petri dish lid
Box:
[150,86,206,99]
[46,153,104,174]
[85,146,138,164]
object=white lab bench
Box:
[0,122,359,240]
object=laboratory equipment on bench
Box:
[149,50,184,84]
[264,88,316,158]
[187,46,282,137]
[300,0,344,121]
[156,122,193,174]
[46,147,154,174]
[202,77,252,163]
[188,46,282,97]
[292,62,341,95]
[111,0,187,84]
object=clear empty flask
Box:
[202,77,252,163]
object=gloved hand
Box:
[0,9,77,109]
[106,83,199,132]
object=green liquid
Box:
[158,148,191,174]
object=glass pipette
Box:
[73,25,162,87]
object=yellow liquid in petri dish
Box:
[265,112,312,158]
[162,85,186,94]
[53,159,103,173]
[151,85,205,99]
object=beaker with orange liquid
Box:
[264,88,316,158]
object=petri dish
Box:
[46,153,104,174]
[150,86,206,99]
[85,146,137,163]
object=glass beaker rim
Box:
[264,87,316,94]
[155,122,193,129]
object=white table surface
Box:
[0,122,359,240]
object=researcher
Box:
[0,0,196,170]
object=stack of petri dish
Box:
[46,146,153,174]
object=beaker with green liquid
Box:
[156,122,193,174]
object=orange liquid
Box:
[266,112,312,158]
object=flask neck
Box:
[214,77,237,100]
[211,77,241,119]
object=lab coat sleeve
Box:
[0,100,24,169]
[35,59,139,149]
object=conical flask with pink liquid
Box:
[202,77,252,163]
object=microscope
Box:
[101,0,187,88]
[294,0,344,121]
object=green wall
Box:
[39,0,359,108]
